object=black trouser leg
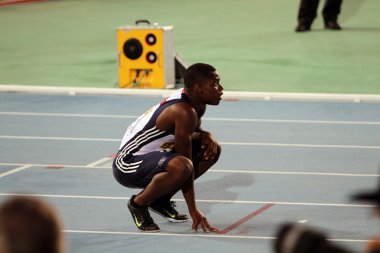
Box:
[298,0,320,25]
[322,0,343,22]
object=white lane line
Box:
[1,84,380,102]
[0,162,93,169]
[0,112,137,119]
[0,135,119,142]
[211,169,380,177]
[219,142,380,149]
[206,117,380,125]
[0,162,379,177]
[63,229,275,240]
[238,142,380,149]
[85,157,113,167]
[0,193,375,208]
[62,229,369,243]
[0,165,32,178]
[1,111,380,125]
[1,135,380,150]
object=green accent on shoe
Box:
[128,196,160,232]
[149,201,189,223]
[132,214,143,228]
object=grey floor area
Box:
[1,92,380,253]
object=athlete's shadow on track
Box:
[194,173,255,215]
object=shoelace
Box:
[165,201,178,215]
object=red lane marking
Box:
[108,154,117,158]
[45,166,64,169]
[217,203,274,234]
[223,98,240,102]
[0,0,47,6]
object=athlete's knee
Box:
[211,144,222,162]
[167,156,193,181]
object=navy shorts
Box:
[113,140,203,189]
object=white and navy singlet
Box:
[113,88,189,175]
[120,88,188,155]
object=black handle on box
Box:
[135,19,151,26]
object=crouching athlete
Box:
[113,63,223,232]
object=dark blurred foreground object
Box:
[295,0,343,32]
[274,222,352,253]
[352,176,380,253]
[351,177,380,206]
[0,196,63,253]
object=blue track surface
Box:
[1,92,380,253]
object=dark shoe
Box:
[128,196,160,232]
[324,21,342,30]
[149,200,189,223]
[295,23,311,32]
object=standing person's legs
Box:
[323,0,343,29]
[298,0,320,26]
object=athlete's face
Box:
[199,71,223,105]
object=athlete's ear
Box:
[193,83,203,94]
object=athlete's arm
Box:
[171,104,198,215]
[173,105,218,232]
[192,117,219,161]
[173,104,197,159]
[158,103,217,232]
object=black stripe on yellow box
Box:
[117,24,175,89]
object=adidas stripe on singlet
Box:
[114,88,189,173]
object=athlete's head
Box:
[0,196,64,253]
[184,63,223,105]
[184,63,216,89]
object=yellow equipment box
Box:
[117,20,175,89]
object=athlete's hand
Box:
[200,132,219,161]
[191,209,219,233]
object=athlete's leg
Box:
[147,143,221,222]
[134,156,193,206]
[113,151,193,231]
[153,142,222,203]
